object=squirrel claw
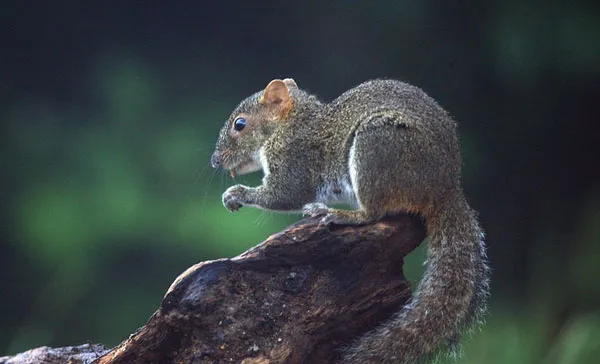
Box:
[222,185,247,212]
[223,196,242,212]
[319,214,336,225]
[302,203,330,217]
[320,213,350,225]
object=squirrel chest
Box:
[316,177,357,207]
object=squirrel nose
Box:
[211,151,221,168]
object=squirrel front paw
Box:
[302,203,330,217]
[222,185,249,212]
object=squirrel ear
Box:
[283,78,298,89]
[260,79,294,119]
[260,79,289,105]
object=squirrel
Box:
[211,78,489,363]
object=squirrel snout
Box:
[211,151,221,168]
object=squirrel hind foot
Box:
[320,208,375,226]
[302,204,375,225]
[302,203,329,217]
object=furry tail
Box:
[342,197,490,364]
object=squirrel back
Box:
[212,79,490,363]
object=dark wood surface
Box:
[1,215,425,364]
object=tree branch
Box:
[1,214,425,364]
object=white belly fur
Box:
[316,177,358,207]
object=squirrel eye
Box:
[233,117,246,131]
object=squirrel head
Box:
[211,78,298,177]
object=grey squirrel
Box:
[211,78,489,363]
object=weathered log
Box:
[0,344,108,364]
[2,214,425,364]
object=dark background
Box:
[1,1,599,363]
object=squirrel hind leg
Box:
[348,122,440,222]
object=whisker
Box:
[199,166,220,218]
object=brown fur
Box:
[212,79,490,363]
[259,79,295,120]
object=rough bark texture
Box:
[1,214,425,364]
[0,344,109,364]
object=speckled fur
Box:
[213,79,490,363]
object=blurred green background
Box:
[1,1,599,363]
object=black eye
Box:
[234,117,246,131]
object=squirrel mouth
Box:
[228,159,261,178]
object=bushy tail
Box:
[342,197,490,364]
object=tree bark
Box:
[1,214,425,364]
[0,344,109,364]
